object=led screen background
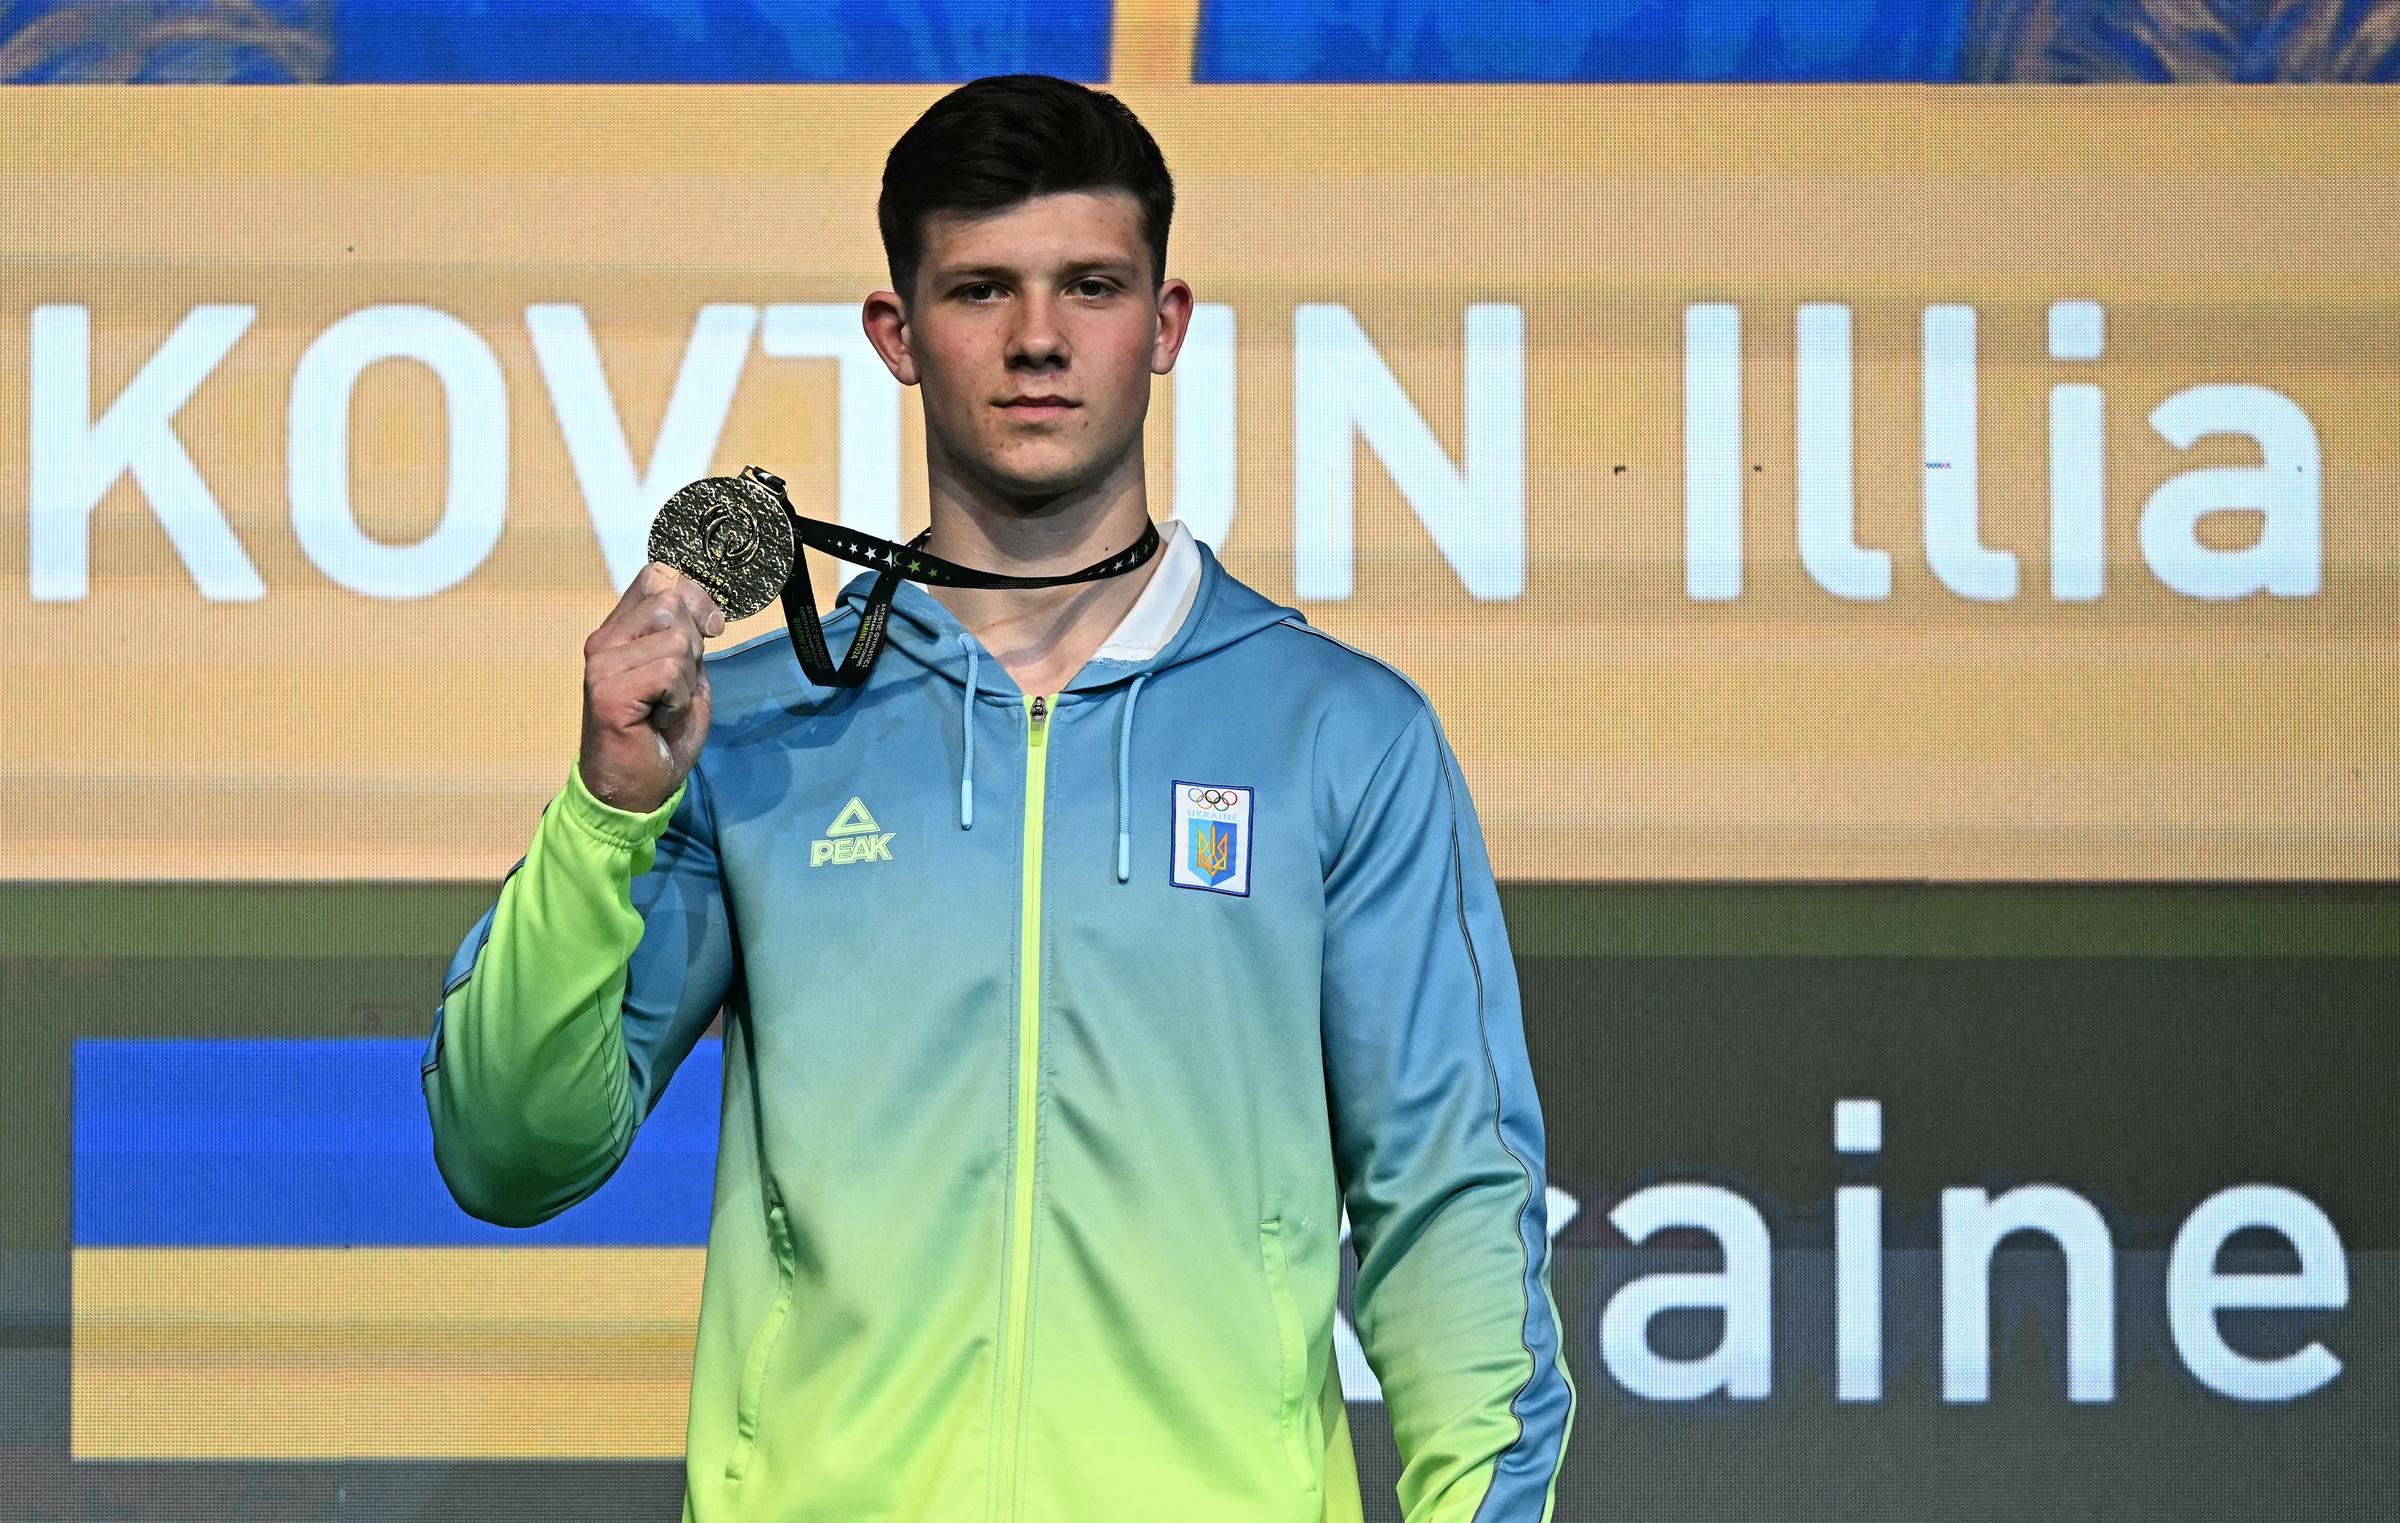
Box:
[3,4,2397,1519]
[5,86,2394,883]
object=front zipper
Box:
[993,691,1051,1520]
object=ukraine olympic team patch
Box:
[1170,780,1252,896]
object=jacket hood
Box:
[829,526,1304,883]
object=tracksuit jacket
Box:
[421,517,1577,1521]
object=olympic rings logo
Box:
[1186,787,1242,811]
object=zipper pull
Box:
[1030,694,1048,726]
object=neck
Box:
[921,444,1162,694]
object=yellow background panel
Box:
[72,1247,703,1460]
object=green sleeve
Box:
[421,759,721,1228]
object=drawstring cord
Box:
[956,631,1148,885]
[1114,672,1148,883]
[957,634,978,829]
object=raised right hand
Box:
[577,561,727,815]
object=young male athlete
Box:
[423,73,1574,1522]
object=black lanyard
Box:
[663,465,1163,688]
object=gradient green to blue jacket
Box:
[421,534,1576,1520]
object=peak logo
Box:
[810,796,891,868]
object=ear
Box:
[862,290,920,387]
[1150,279,1195,375]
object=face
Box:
[864,189,1193,510]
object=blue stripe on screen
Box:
[1194,0,1972,83]
[329,0,1109,84]
[73,1038,721,1247]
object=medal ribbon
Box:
[746,467,1163,688]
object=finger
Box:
[613,649,692,724]
[616,584,714,649]
[627,575,717,642]
[677,577,726,636]
[627,560,684,614]
[595,561,690,648]
[641,654,696,722]
[588,625,698,688]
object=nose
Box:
[1008,289,1067,369]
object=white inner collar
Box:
[1089,517,1201,663]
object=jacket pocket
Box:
[725,1199,796,1481]
[1258,1216,1319,1497]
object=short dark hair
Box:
[878,74,1174,307]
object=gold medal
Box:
[645,466,796,621]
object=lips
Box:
[999,397,1076,422]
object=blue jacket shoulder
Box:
[1257,616,1438,749]
[699,619,848,728]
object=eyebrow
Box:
[933,260,1139,283]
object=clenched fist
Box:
[578,561,727,815]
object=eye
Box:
[959,282,1001,302]
[1074,278,1115,297]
